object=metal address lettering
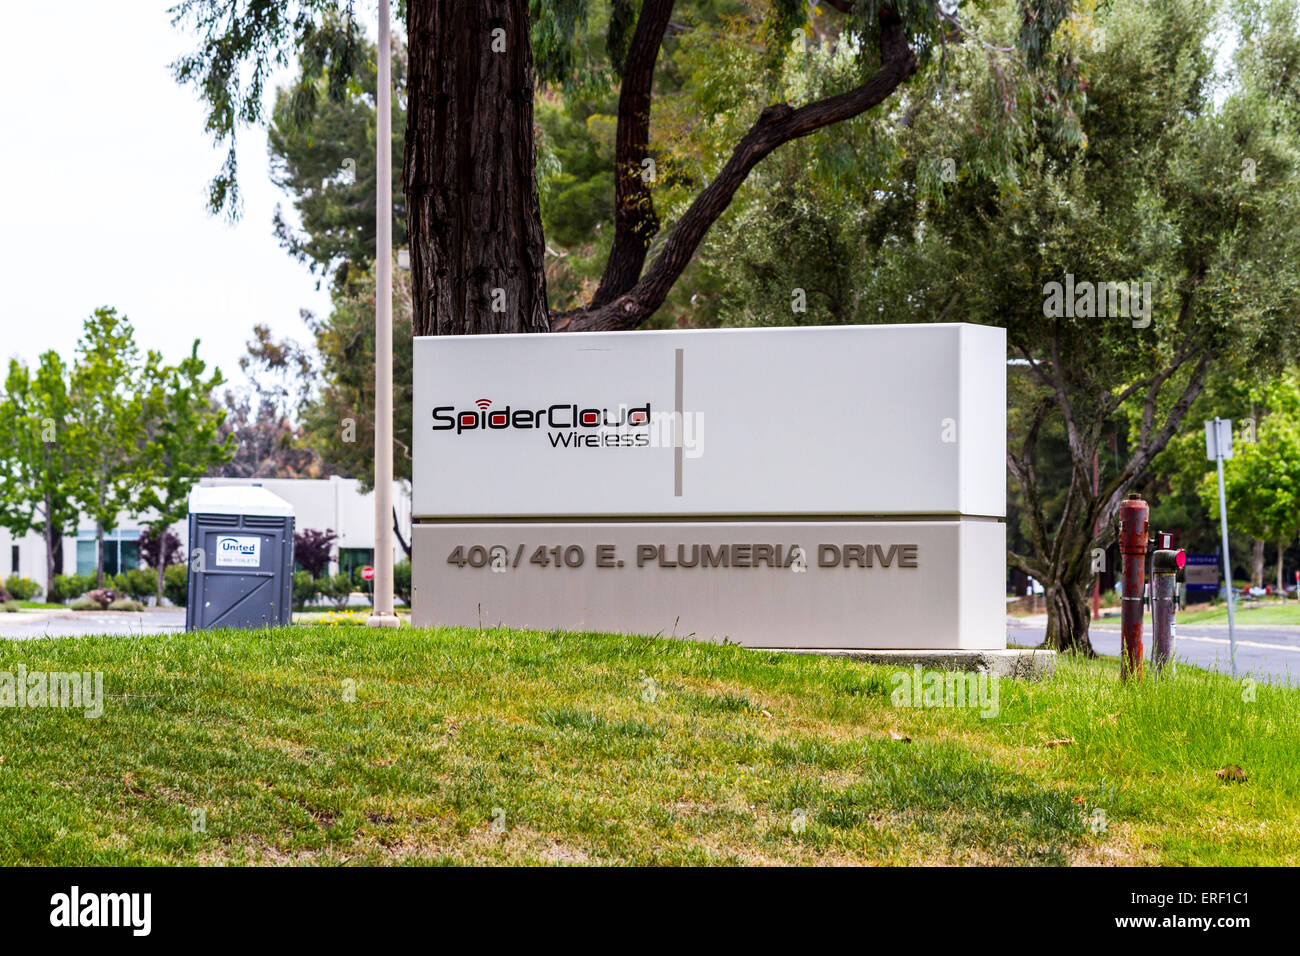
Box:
[446,543,919,569]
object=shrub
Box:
[163,564,188,606]
[2,600,19,613]
[3,576,41,600]
[49,574,94,604]
[293,529,337,579]
[120,568,158,603]
[320,574,354,610]
[394,560,412,606]
[107,598,145,611]
[293,570,318,611]
[139,528,182,570]
[69,597,101,611]
[0,586,10,603]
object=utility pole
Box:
[367,0,399,629]
[1206,418,1236,675]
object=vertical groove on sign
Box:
[674,348,684,496]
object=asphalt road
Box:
[1008,616,1300,686]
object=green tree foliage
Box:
[301,260,413,491]
[137,344,236,602]
[67,308,148,587]
[211,325,322,479]
[0,351,78,598]
[1,311,232,593]
[269,36,408,286]
[686,0,1300,651]
[1199,374,1300,592]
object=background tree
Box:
[799,0,1300,652]
[172,0,1082,335]
[0,352,79,598]
[67,308,147,588]
[211,325,322,479]
[137,343,237,603]
[1199,374,1300,594]
[269,34,408,287]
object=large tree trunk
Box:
[1251,538,1265,589]
[95,522,105,588]
[405,0,549,336]
[1044,575,1094,656]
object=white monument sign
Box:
[411,323,1006,650]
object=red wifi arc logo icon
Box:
[475,399,491,410]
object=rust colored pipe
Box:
[1118,494,1149,681]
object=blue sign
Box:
[1184,553,1220,591]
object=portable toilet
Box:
[185,484,296,631]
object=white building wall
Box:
[0,478,412,590]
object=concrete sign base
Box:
[411,518,1005,649]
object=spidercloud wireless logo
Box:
[432,398,654,449]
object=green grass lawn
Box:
[1,625,1296,865]
[1174,602,1300,626]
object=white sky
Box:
[0,1,341,390]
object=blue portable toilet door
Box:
[189,515,294,629]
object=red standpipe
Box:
[1118,493,1149,681]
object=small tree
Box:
[1200,377,1300,594]
[138,529,184,604]
[67,308,146,587]
[0,352,80,599]
[136,343,236,603]
[293,528,337,579]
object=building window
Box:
[76,539,96,577]
[76,531,142,578]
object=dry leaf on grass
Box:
[1043,738,1075,748]
[888,731,911,743]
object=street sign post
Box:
[361,566,375,582]
[1205,417,1237,676]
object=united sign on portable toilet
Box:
[185,485,296,631]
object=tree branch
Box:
[590,0,676,308]
[552,4,918,332]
